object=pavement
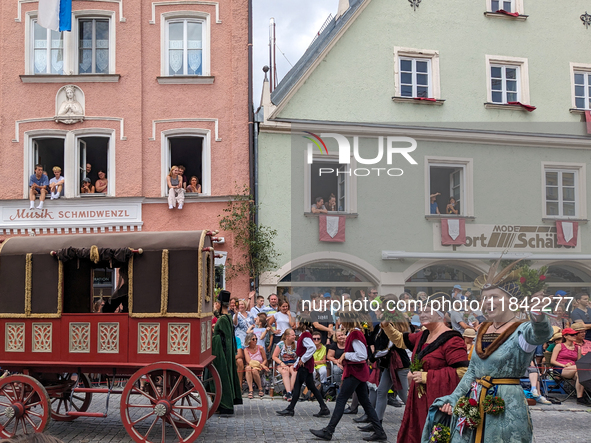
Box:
[44,393,591,442]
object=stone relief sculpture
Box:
[55,85,84,124]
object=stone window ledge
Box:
[157,76,215,85]
[392,96,445,105]
[484,12,528,21]
[20,74,120,83]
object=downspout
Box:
[248,0,255,291]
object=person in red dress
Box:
[381,293,469,443]
[276,316,330,417]
[310,312,387,442]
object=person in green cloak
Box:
[212,289,243,415]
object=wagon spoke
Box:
[169,375,184,401]
[171,387,196,404]
[144,415,159,441]
[162,370,167,398]
[72,401,81,412]
[2,386,16,402]
[14,383,24,402]
[2,416,15,434]
[167,416,183,441]
[24,414,39,431]
[132,385,157,403]
[23,389,36,405]
[72,395,86,402]
[171,411,199,429]
[131,410,155,426]
[0,401,11,407]
[161,417,166,443]
[26,401,42,409]
[27,410,43,418]
[146,375,160,400]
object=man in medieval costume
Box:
[211,289,243,414]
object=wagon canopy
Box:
[0,231,215,318]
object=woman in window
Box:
[326,193,337,212]
[95,170,108,194]
[186,176,202,193]
[446,197,459,215]
[81,177,95,194]
[167,166,185,210]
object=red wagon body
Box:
[0,231,221,442]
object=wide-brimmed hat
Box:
[463,328,476,339]
[571,323,587,332]
[550,326,562,342]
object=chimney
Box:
[336,0,350,20]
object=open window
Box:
[168,136,204,196]
[92,268,116,312]
[33,138,65,176]
[426,157,474,217]
[310,160,348,212]
[78,136,109,196]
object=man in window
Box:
[29,164,48,209]
[430,192,440,214]
[311,197,328,214]
[49,166,65,200]
[85,163,97,184]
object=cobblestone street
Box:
[45,394,591,443]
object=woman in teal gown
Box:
[422,263,553,443]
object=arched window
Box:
[545,265,591,294]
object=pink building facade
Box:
[0,1,251,293]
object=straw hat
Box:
[463,328,476,339]
[572,322,588,332]
[550,326,563,342]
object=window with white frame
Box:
[485,56,529,105]
[425,157,474,217]
[165,135,208,196]
[491,0,514,12]
[25,130,115,198]
[545,169,578,217]
[32,20,64,74]
[26,12,115,76]
[165,18,207,76]
[490,65,519,103]
[487,0,523,14]
[399,58,432,99]
[394,48,440,100]
[309,160,348,212]
[78,136,110,195]
[78,18,110,74]
[574,71,591,110]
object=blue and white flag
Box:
[38,0,72,32]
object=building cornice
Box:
[263,118,591,150]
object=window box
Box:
[425,215,476,221]
[304,212,358,218]
[393,47,441,100]
[156,75,214,85]
[484,11,528,20]
[392,96,445,105]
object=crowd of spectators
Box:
[211,285,591,407]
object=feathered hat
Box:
[296,315,314,329]
[474,258,524,299]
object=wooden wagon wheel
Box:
[121,362,208,443]
[0,375,51,437]
[201,363,221,419]
[174,363,221,427]
[46,373,93,421]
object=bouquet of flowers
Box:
[382,309,407,324]
[361,321,370,331]
[409,357,426,398]
[483,395,505,415]
[453,396,481,429]
[517,265,548,298]
[428,423,451,443]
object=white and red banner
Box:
[319,215,346,242]
[586,111,591,135]
[441,218,466,245]
[556,221,578,247]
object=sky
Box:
[253,0,340,104]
